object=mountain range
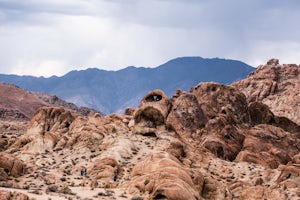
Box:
[0,57,255,114]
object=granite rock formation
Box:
[0,60,299,200]
[232,59,300,124]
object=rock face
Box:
[166,90,207,138]
[232,59,300,124]
[134,90,170,127]
[189,83,248,161]
[126,152,202,200]
[0,60,299,200]
[235,124,299,169]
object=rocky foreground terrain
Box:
[0,59,299,200]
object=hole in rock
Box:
[146,94,162,102]
[216,146,224,158]
[135,107,165,126]
[143,132,157,137]
[65,122,70,128]
[4,168,9,174]
[154,194,168,200]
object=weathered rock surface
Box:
[166,90,207,138]
[236,124,300,168]
[248,101,300,134]
[0,152,25,177]
[189,83,248,161]
[232,59,300,124]
[134,90,170,127]
[0,60,299,200]
[126,152,202,200]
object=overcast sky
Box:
[0,0,299,77]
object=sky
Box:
[0,0,300,77]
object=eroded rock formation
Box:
[0,59,299,200]
[232,59,300,124]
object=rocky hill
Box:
[0,82,99,121]
[0,59,299,200]
[0,57,254,114]
[232,58,300,125]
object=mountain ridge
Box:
[0,57,255,113]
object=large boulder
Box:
[125,152,202,200]
[134,90,170,127]
[19,107,74,153]
[189,82,248,160]
[166,90,207,138]
[0,152,25,177]
[248,101,300,134]
[236,124,300,168]
[191,82,250,125]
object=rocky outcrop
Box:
[232,59,300,124]
[190,83,248,161]
[9,107,75,153]
[166,90,207,138]
[0,152,25,177]
[1,60,299,200]
[248,101,300,134]
[125,152,202,200]
[191,82,250,125]
[134,90,170,127]
[236,124,300,168]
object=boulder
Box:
[166,91,207,138]
[19,107,74,153]
[189,82,247,160]
[248,102,300,134]
[235,125,300,168]
[134,90,170,127]
[125,152,202,200]
[191,82,250,125]
[0,152,25,177]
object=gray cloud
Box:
[0,0,299,76]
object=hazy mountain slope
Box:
[0,57,254,113]
[0,82,99,121]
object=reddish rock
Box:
[189,82,247,160]
[166,91,207,138]
[232,59,300,124]
[0,83,97,122]
[248,101,300,134]
[90,158,119,180]
[124,107,135,116]
[125,152,202,200]
[236,124,300,168]
[0,152,25,177]
[134,90,170,127]
[191,82,250,125]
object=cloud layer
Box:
[0,0,300,76]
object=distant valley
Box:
[0,57,255,114]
